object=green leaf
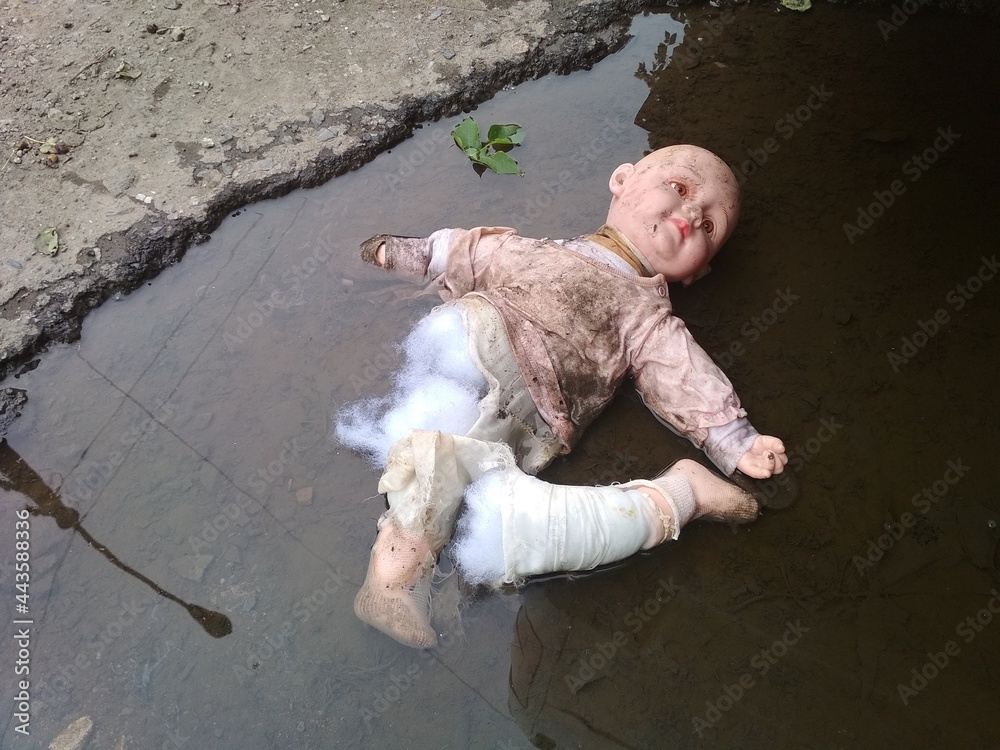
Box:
[114,60,142,79]
[486,123,524,146]
[451,117,481,152]
[38,137,58,154]
[475,150,523,175]
[34,227,59,256]
[780,0,811,10]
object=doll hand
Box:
[737,435,787,479]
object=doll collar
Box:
[583,224,657,277]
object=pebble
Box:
[170,554,214,582]
[49,716,94,750]
[316,127,339,142]
[296,487,313,505]
[255,158,273,171]
[201,137,215,148]
[103,167,137,197]
[135,193,154,204]
[5,259,23,270]
[309,109,325,127]
[428,8,443,20]
[164,0,181,7]
[235,138,251,153]
[442,48,456,60]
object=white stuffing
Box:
[334,305,487,467]
[452,470,507,586]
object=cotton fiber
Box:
[334,306,487,467]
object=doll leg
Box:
[353,430,515,648]
[453,459,758,587]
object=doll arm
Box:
[359,227,516,299]
[359,229,455,277]
[703,418,759,475]
[633,316,788,477]
[735,434,787,478]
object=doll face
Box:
[605,145,740,284]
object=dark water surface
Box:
[2,4,999,749]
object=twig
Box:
[70,46,115,81]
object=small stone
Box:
[171,28,185,41]
[320,13,330,21]
[236,138,251,153]
[170,554,213,582]
[49,716,94,750]
[442,48,456,60]
[164,0,181,7]
[201,137,215,148]
[103,167,137,197]
[296,487,313,505]
[428,8,443,20]
[5,259,23,270]
[255,158,273,171]
[309,109,325,127]
[316,127,338,142]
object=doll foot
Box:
[354,519,437,649]
[659,459,759,524]
[731,468,799,510]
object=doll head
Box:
[605,144,741,285]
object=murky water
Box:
[3,5,999,749]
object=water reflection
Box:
[1,440,232,638]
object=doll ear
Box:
[609,164,635,196]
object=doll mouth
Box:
[669,218,690,240]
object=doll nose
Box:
[683,204,703,225]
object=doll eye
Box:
[669,181,687,197]
[702,218,715,235]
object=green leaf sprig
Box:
[451,117,525,175]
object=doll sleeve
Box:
[359,229,455,277]
[632,315,748,454]
[359,227,515,297]
[703,418,760,476]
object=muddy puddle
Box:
[2,4,999,749]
